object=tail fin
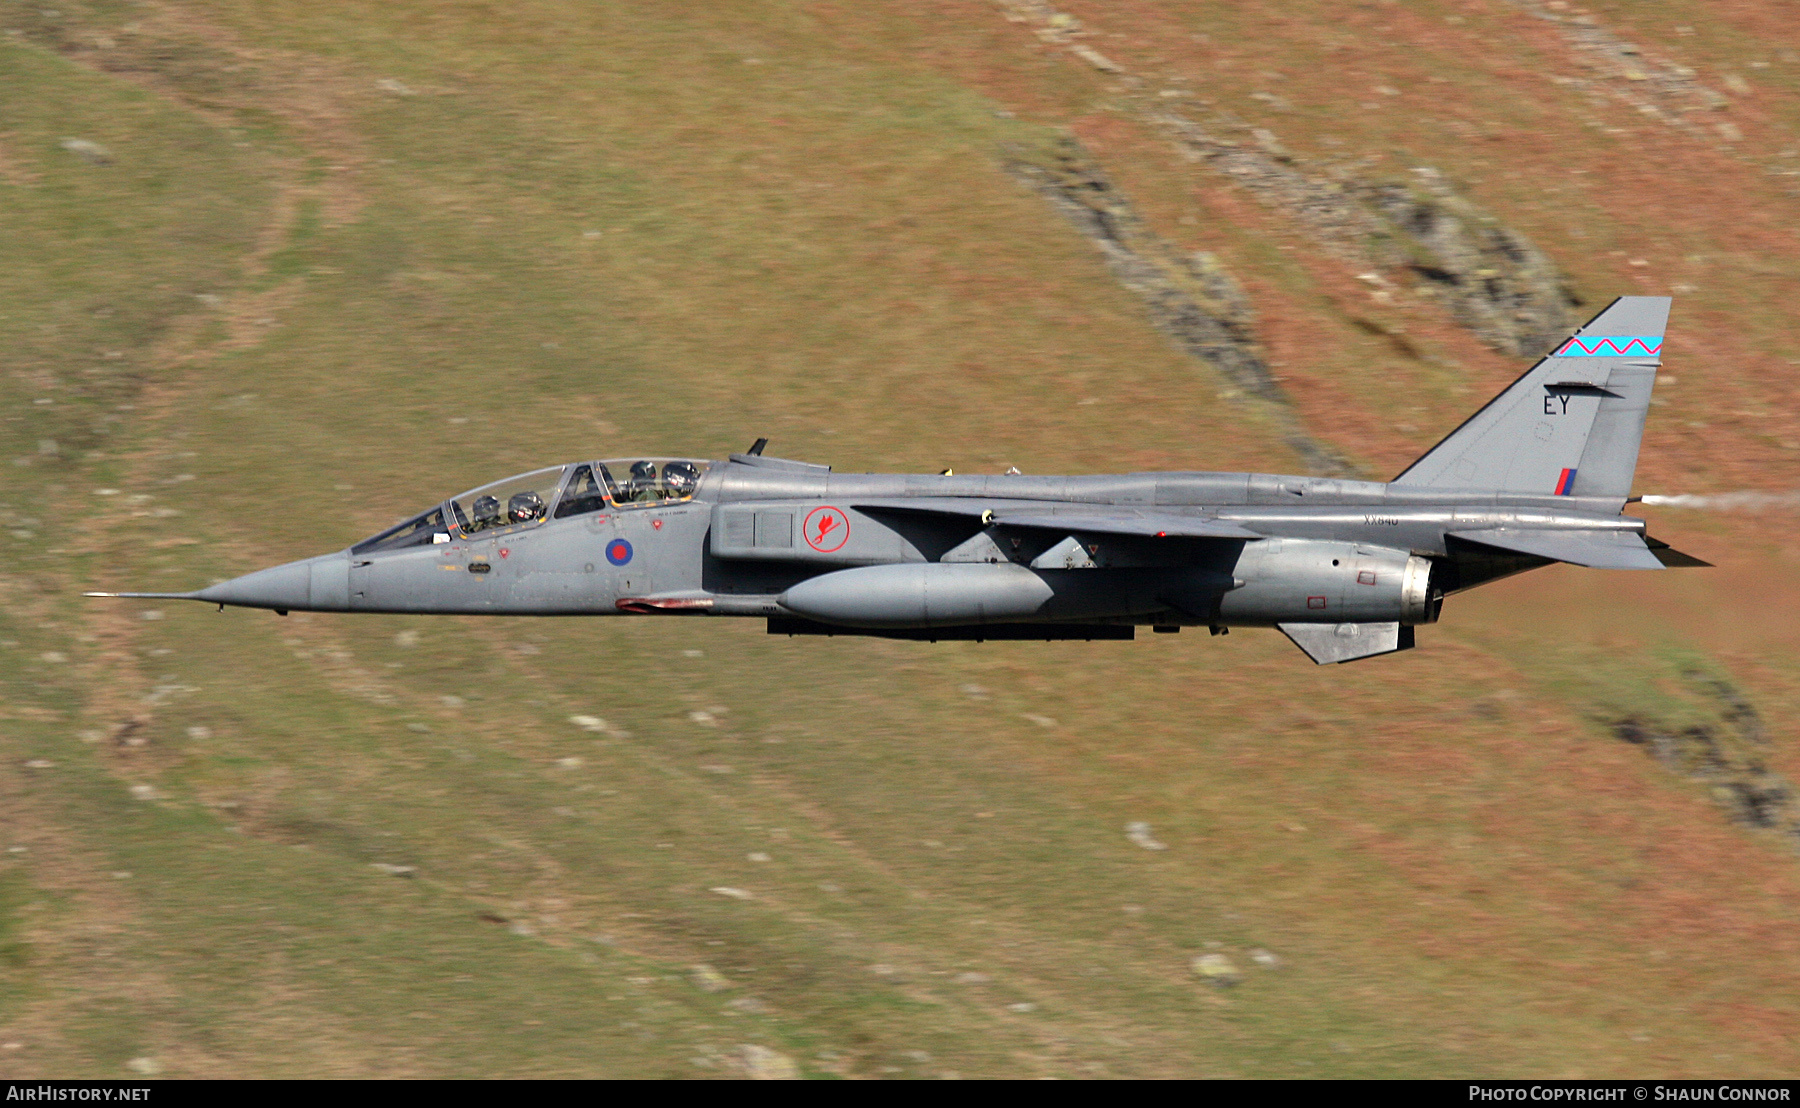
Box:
[1392,296,1669,497]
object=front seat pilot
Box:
[471,495,503,532]
[627,460,661,502]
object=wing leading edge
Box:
[850,501,1262,541]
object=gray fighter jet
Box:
[91,296,1705,664]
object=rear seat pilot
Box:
[508,490,546,523]
[663,460,699,499]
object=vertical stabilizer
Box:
[1392,296,1669,496]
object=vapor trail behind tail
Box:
[1642,492,1800,512]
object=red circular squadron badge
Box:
[803,506,850,553]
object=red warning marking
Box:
[1307,596,1327,610]
[499,548,510,559]
[803,506,850,553]
[1357,571,1376,585]
[652,518,663,530]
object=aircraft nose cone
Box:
[196,558,316,612]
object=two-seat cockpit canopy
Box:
[351,459,710,555]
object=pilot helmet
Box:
[663,460,699,497]
[472,495,502,526]
[507,490,545,523]
[628,460,659,484]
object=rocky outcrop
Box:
[997,0,1581,360]
[1012,138,1353,477]
[1613,675,1800,850]
[1507,0,1731,132]
[1156,113,1579,360]
[1360,170,1575,358]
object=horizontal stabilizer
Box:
[1452,528,1665,570]
[1278,622,1414,664]
[1646,537,1712,568]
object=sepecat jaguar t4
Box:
[90,296,1705,664]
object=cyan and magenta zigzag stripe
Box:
[1553,335,1663,357]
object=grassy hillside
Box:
[2,0,1798,1077]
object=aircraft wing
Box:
[993,512,1263,540]
[1450,528,1669,570]
[850,500,1262,540]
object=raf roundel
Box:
[605,538,633,566]
[803,506,850,553]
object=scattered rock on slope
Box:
[738,1043,800,1079]
[60,138,112,165]
[1191,953,1241,986]
[1124,820,1169,850]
